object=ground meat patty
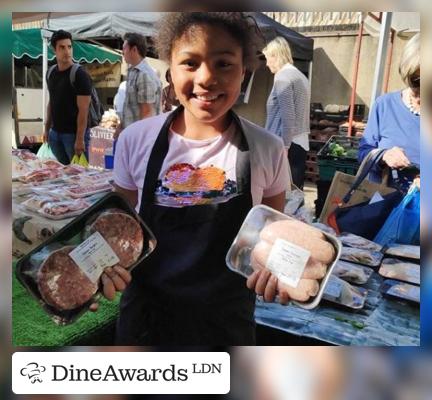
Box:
[87,209,144,269]
[37,246,98,310]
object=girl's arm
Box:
[262,191,286,212]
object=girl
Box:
[97,12,291,345]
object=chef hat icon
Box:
[20,362,46,383]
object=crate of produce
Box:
[317,135,360,181]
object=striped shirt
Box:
[121,58,162,128]
[265,63,310,151]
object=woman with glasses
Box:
[359,33,420,186]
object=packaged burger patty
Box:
[322,275,368,310]
[15,192,157,324]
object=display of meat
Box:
[86,209,144,269]
[12,148,38,161]
[40,199,91,218]
[250,219,336,302]
[63,165,87,176]
[21,194,61,212]
[19,168,63,183]
[65,182,113,198]
[37,246,98,310]
[378,258,420,285]
[41,159,64,169]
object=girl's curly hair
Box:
[155,12,264,71]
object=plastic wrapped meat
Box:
[284,188,304,215]
[322,275,368,309]
[381,279,420,303]
[338,232,383,252]
[312,222,336,236]
[37,246,98,310]
[378,258,420,285]
[21,194,61,212]
[384,244,420,261]
[85,209,144,269]
[39,199,91,220]
[250,219,336,302]
[340,246,383,267]
[19,168,63,183]
[65,182,113,198]
[332,260,374,285]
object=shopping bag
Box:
[36,143,57,160]
[322,149,403,240]
[70,153,89,167]
[374,186,420,246]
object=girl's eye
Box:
[181,60,197,68]
[218,61,233,68]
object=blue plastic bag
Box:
[374,186,420,246]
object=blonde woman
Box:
[263,36,311,189]
[359,33,420,187]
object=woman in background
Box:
[263,36,311,189]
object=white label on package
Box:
[266,238,311,288]
[69,231,120,283]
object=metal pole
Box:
[382,29,395,93]
[348,18,364,137]
[369,12,393,116]
[41,30,49,128]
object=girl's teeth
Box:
[196,95,218,101]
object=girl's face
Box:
[170,24,246,130]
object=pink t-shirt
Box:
[114,113,290,210]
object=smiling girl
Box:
[100,12,291,345]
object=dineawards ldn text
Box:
[52,364,190,382]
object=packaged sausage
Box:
[332,260,374,285]
[384,244,420,261]
[378,258,420,285]
[226,205,341,309]
[380,279,420,304]
[15,192,157,324]
[338,232,383,252]
[322,275,368,309]
[340,246,383,267]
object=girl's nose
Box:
[196,63,217,87]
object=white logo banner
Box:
[13,352,230,394]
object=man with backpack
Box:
[43,29,102,164]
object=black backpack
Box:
[47,63,104,128]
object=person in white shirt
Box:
[263,36,311,189]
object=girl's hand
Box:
[246,269,290,305]
[89,266,132,312]
[382,146,410,169]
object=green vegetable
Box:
[345,149,358,159]
[334,316,365,329]
[328,143,347,157]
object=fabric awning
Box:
[12,28,121,64]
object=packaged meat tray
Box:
[332,260,374,285]
[340,246,383,267]
[15,192,157,324]
[384,244,420,261]
[21,194,62,213]
[38,198,92,220]
[322,275,368,309]
[380,279,420,304]
[226,204,342,309]
[378,258,420,285]
[338,232,383,252]
[64,182,113,198]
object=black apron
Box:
[116,107,256,345]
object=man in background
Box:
[114,32,162,139]
[43,29,92,164]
